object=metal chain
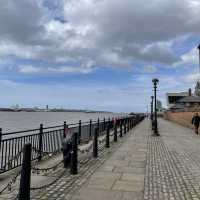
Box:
[1,150,23,172]
[31,160,63,174]
[32,147,59,157]
[0,170,21,195]
[30,169,66,190]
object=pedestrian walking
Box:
[191,113,200,134]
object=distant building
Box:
[166,91,189,108]
[170,96,200,112]
[195,81,200,96]
[167,88,200,112]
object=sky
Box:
[1,0,200,112]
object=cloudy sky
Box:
[0,0,200,112]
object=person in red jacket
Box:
[192,113,200,135]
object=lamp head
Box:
[152,78,159,84]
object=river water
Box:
[0,111,125,133]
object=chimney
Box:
[188,88,192,96]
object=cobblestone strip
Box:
[144,133,200,200]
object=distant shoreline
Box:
[0,108,113,113]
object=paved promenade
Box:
[3,118,200,200]
[69,119,147,200]
[69,118,200,200]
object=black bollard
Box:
[89,119,92,139]
[78,120,81,144]
[63,121,67,138]
[38,124,43,161]
[70,132,78,175]
[127,119,130,132]
[97,118,100,136]
[18,143,32,200]
[103,118,106,131]
[114,124,117,142]
[120,121,123,137]
[124,121,127,134]
[93,128,98,158]
[105,125,110,148]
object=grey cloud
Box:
[0,0,200,70]
[0,0,46,45]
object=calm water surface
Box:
[0,112,125,133]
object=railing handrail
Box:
[1,116,129,137]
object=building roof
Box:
[177,96,200,103]
[166,92,188,97]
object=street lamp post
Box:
[197,44,200,74]
[152,78,159,136]
[151,96,154,130]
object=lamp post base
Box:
[152,129,160,136]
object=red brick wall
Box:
[164,111,195,129]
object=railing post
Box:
[78,120,81,144]
[114,124,117,142]
[18,143,32,200]
[93,128,98,158]
[89,119,92,139]
[70,132,78,175]
[63,121,66,138]
[120,121,123,137]
[105,124,110,148]
[38,124,43,161]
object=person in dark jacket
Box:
[192,113,200,134]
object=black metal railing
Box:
[0,115,144,174]
[0,114,145,199]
